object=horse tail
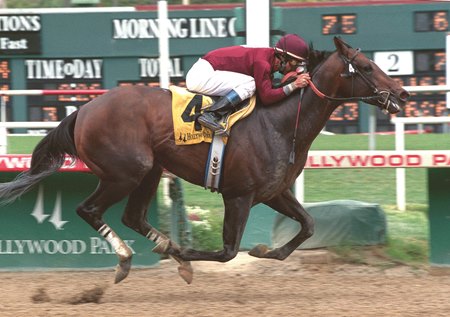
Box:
[0,110,79,204]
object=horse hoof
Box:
[248,244,269,258]
[114,258,132,284]
[152,239,170,254]
[177,262,194,285]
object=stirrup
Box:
[198,113,224,132]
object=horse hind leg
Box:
[249,189,314,260]
[76,179,140,284]
[121,167,193,284]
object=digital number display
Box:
[402,98,446,117]
[414,11,448,32]
[118,81,162,88]
[330,102,359,121]
[390,49,446,131]
[415,51,445,72]
[27,81,102,121]
[326,102,359,134]
[0,60,11,117]
[394,75,447,122]
[0,60,11,80]
[55,82,103,102]
[322,14,356,35]
[118,79,186,88]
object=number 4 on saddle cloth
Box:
[170,85,256,146]
[170,85,256,192]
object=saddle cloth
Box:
[170,86,256,146]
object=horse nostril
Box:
[399,90,410,101]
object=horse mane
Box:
[307,42,333,75]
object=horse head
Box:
[332,36,410,114]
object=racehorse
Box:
[0,37,409,284]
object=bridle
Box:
[307,48,395,112]
[289,47,396,164]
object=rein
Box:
[306,49,394,111]
[289,88,304,164]
[307,78,384,103]
[288,47,396,164]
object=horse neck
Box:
[294,54,345,146]
[254,52,344,152]
[291,91,340,151]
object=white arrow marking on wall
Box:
[30,185,68,230]
[48,191,67,230]
[31,185,50,223]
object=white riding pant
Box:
[186,58,256,100]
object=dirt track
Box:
[2,250,450,317]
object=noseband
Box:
[308,48,394,112]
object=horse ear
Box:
[334,36,349,56]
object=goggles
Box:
[288,59,308,73]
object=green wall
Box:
[0,172,159,269]
[428,168,450,267]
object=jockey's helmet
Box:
[275,34,309,62]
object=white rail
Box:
[404,85,450,93]
[0,122,60,128]
[391,116,450,211]
[0,90,107,155]
[0,122,60,154]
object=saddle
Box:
[170,86,256,146]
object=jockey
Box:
[186,33,311,134]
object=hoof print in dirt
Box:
[68,286,106,305]
[31,288,51,303]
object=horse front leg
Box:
[249,189,314,260]
[166,193,253,263]
[124,205,194,284]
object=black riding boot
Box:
[198,90,242,133]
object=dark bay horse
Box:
[0,37,409,284]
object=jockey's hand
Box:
[281,72,311,89]
[281,71,298,84]
[293,73,311,89]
